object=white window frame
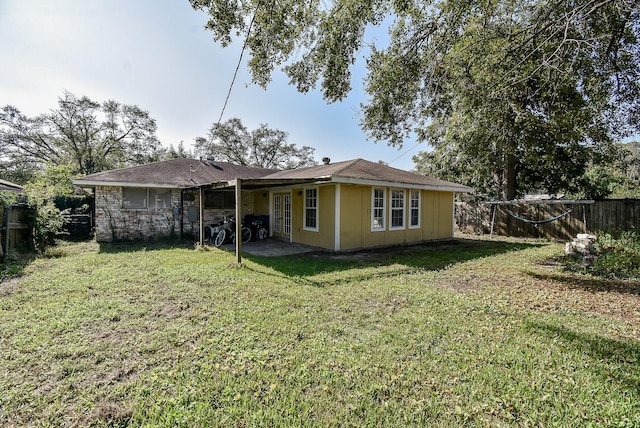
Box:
[371,188,386,231]
[409,190,421,229]
[390,189,405,230]
[303,187,319,232]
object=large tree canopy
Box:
[195,117,316,169]
[190,0,639,199]
[0,91,163,176]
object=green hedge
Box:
[592,230,640,279]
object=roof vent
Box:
[322,157,331,165]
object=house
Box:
[0,179,24,193]
[73,157,472,250]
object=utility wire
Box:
[217,3,261,124]
[388,141,422,165]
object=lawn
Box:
[1,236,639,427]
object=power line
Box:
[217,2,261,124]
[388,141,422,165]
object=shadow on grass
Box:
[1,251,36,283]
[244,238,543,287]
[97,238,195,254]
[526,320,640,394]
[527,271,640,297]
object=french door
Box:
[273,193,291,240]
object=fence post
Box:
[3,204,10,257]
[490,205,497,238]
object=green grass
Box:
[1,237,639,427]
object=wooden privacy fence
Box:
[0,204,31,257]
[456,199,640,240]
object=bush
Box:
[23,164,76,253]
[29,201,66,252]
[591,230,640,279]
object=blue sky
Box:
[0,0,421,170]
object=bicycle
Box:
[213,216,251,247]
[245,214,269,241]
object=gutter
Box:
[73,179,179,189]
[330,176,472,193]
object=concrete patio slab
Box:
[218,239,323,256]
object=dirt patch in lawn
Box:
[0,277,22,298]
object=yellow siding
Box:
[339,185,365,250]
[405,225,422,243]
[270,183,455,251]
[436,192,454,239]
[291,185,335,250]
[422,190,436,241]
[252,190,270,217]
[337,186,455,251]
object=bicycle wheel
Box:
[241,226,252,243]
[213,229,226,247]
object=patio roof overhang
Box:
[205,178,332,190]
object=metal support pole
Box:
[199,186,205,246]
[235,179,242,264]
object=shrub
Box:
[591,230,640,279]
[23,164,76,253]
[29,201,66,252]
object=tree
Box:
[606,141,640,198]
[0,157,38,186]
[22,164,77,252]
[164,141,193,160]
[190,0,640,199]
[194,117,316,169]
[0,91,163,175]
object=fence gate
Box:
[1,204,31,257]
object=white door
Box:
[273,193,291,240]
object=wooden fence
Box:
[0,204,31,257]
[455,199,640,240]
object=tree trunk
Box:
[503,148,517,200]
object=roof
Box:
[73,158,277,189]
[0,179,24,193]
[262,158,472,192]
[73,157,471,193]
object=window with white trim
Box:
[304,187,318,231]
[372,188,385,231]
[409,190,420,228]
[390,189,405,229]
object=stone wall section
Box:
[94,186,256,242]
[94,186,181,242]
